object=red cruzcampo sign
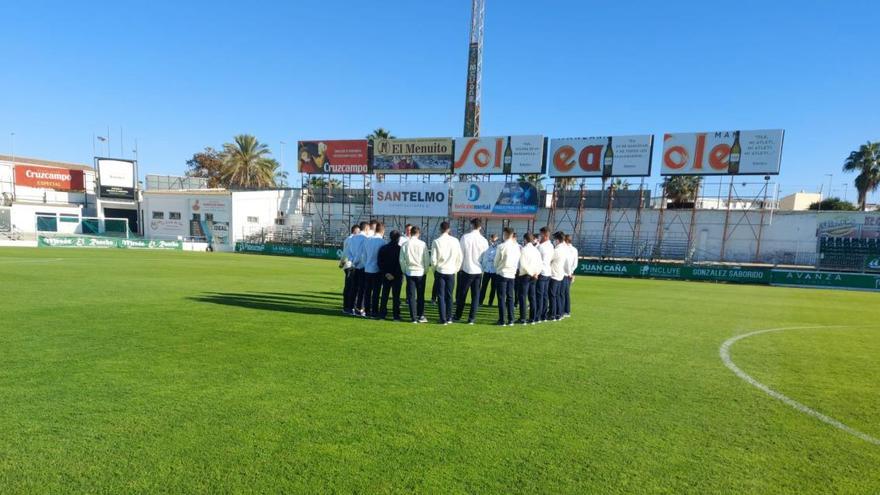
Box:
[297,140,369,174]
[14,165,85,191]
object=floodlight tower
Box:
[463,0,485,138]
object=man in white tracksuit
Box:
[548,231,568,321]
[563,234,578,318]
[493,227,521,327]
[431,221,463,325]
[399,226,430,323]
[536,227,554,323]
[517,232,543,324]
[455,218,489,324]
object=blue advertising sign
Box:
[451,181,539,219]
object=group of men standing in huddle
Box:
[340,218,579,326]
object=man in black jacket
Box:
[377,230,404,321]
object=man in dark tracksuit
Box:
[377,231,404,321]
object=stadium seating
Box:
[818,236,880,272]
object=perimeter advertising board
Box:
[574,260,772,284]
[372,138,453,174]
[451,181,539,219]
[453,135,544,174]
[38,235,182,250]
[548,135,653,178]
[235,242,340,260]
[372,182,449,217]
[297,140,369,174]
[14,165,85,191]
[770,269,880,291]
[96,158,136,200]
[661,129,784,175]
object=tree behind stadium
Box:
[842,141,880,211]
[186,135,286,189]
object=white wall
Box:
[10,203,85,234]
[141,193,193,241]
[231,189,301,241]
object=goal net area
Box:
[35,214,132,239]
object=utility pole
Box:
[825,173,833,200]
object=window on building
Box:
[169,212,181,220]
[274,218,285,226]
[152,211,164,220]
[247,216,259,223]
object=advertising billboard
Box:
[453,135,544,175]
[190,197,231,245]
[463,42,480,137]
[661,129,784,175]
[96,159,136,200]
[549,135,653,178]
[451,181,539,219]
[297,140,369,174]
[816,212,880,239]
[372,138,453,174]
[14,165,85,191]
[372,182,449,217]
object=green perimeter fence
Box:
[235,242,880,292]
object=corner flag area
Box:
[1,248,878,493]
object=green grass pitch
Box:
[0,247,878,494]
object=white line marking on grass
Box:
[720,326,880,446]
[0,257,65,264]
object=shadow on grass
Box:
[190,290,506,322]
[189,292,343,318]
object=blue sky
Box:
[1,0,878,201]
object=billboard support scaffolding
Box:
[717,178,778,264]
[755,177,772,262]
[601,182,615,258]
[632,178,646,259]
[720,178,735,261]
[685,180,702,261]
[653,182,668,260]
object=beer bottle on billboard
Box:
[503,136,513,174]
[728,131,741,175]
[603,136,614,177]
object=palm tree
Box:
[274,166,289,188]
[554,177,578,191]
[517,174,547,190]
[842,141,880,210]
[220,134,279,189]
[308,176,328,189]
[367,128,395,183]
[611,178,631,191]
[366,128,395,141]
[663,176,702,207]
